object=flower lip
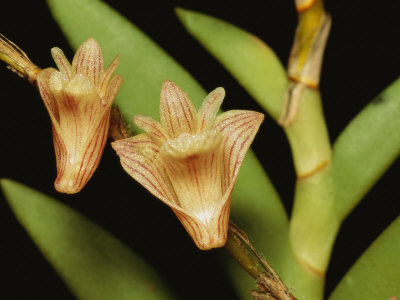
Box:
[161,129,222,160]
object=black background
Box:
[0,1,399,299]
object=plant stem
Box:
[283,0,339,282]
[225,222,297,300]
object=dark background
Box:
[0,1,399,299]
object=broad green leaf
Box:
[0,178,175,300]
[175,7,288,121]
[329,216,400,300]
[47,0,289,297]
[332,77,400,221]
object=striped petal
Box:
[36,68,60,125]
[134,114,169,146]
[72,38,104,88]
[112,133,228,250]
[170,160,231,250]
[161,147,222,225]
[173,205,228,250]
[58,74,103,138]
[53,111,110,193]
[160,80,197,138]
[214,110,264,193]
[160,128,229,249]
[111,134,178,206]
[197,87,225,133]
[35,38,122,194]
[51,47,72,81]
[103,74,123,107]
[99,55,120,98]
[48,72,111,194]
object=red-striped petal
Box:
[47,72,111,194]
[160,80,197,138]
[54,110,110,193]
[112,134,228,249]
[134,114,169,146]
[161,138,229,249]
[111,134,179,206]
[51,47,72,81]
[99,55,120,98]
[161,150,222,222]
[197,87,225,133]
[36,68,60,125]
[214,110,264,193]
[173,208,227,250]
[72,38,104,88]
[103,74,123,107]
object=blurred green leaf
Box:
[46,0,289,297]
[175,7,288,121]
[0,178,175,300]
[329,216,400,300]
[332,77,400,221]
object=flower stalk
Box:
[0,34,41,83]
[225,222,296,300]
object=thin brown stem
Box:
[225,221,296,300]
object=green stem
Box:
[281,83,337,277]
[290,163,340,274]
[283,87,331,177]
[283,0,338,281]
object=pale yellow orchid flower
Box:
[36,38,123,194]
[112,80,264,250]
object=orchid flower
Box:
[112,80,264,250]
[36,38,123,194]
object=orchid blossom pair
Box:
[36,39,264,249]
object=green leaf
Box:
[332,77,400,220]
[329,216,400,300]
[0,178,175,300]
[175,7,288,121]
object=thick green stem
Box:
[284,0,339,280]
[284,85,336,278]
[283,87,331,177]
[290,164,340,274]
